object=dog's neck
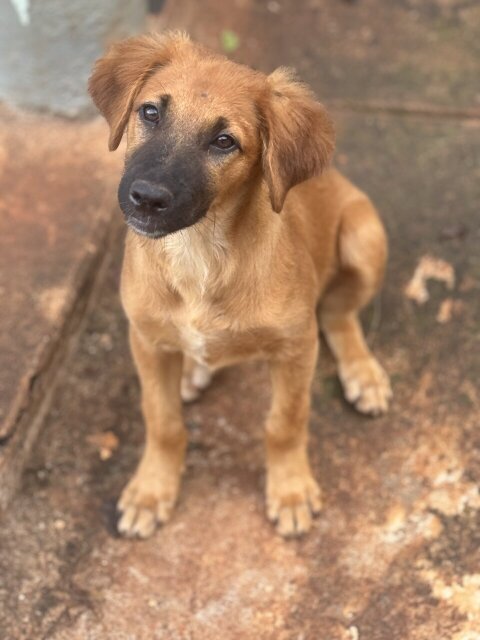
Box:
[131,178,281,303]
[161,213,229,296]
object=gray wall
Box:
[0,0,146,116]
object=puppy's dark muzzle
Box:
[129,179,174,215]
[118,139,214,238]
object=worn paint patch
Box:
[9,0,30,26]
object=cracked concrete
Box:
[0,104,122,509]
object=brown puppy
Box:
[89,32,391,538]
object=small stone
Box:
[53,518,66,530]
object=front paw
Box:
[267,472,322,537]
[117,467,180,538]
[339,356,392,416]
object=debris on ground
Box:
[404,255,455,304]
[439,223,468,242]
[348,626,360,640]
[220,29,240,54]
[436,298,465,324]
[86,431,119,460]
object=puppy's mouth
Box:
[124,208,208,240]
[125,214,170,239]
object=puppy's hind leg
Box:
[320,197,392,416]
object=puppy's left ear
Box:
[88,31,191,151]
[259,68,335,213]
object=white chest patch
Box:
[180,325,208,363]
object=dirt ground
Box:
[0,1,479,639]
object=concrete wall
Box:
[0,0,146,116]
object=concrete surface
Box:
[0,1,480,639]
[0,0,145,116]
[156,0,480,115]
[0,104,122,508]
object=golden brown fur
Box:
[89,32,391,538]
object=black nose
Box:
[129,179,173,213]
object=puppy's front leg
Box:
[118,326,186,538]
[266,331,322,537]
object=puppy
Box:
[89,32,391,538]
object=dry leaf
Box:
[436,298,454,323]
[404,255,455,304]
[436,298,465,324]
[412,370,434,407]
[459,275,477,293]
[87,431,119,460]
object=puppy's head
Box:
[89,32,335,238]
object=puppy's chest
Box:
[174,311,240,366]
[169,305,279,367]
[178,322,210,363]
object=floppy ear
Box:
[259,68,335,212]
[88,31,191,151]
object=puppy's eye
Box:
[141,103,160,124]
[211,134,237,152]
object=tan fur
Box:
[89,32,391,538]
